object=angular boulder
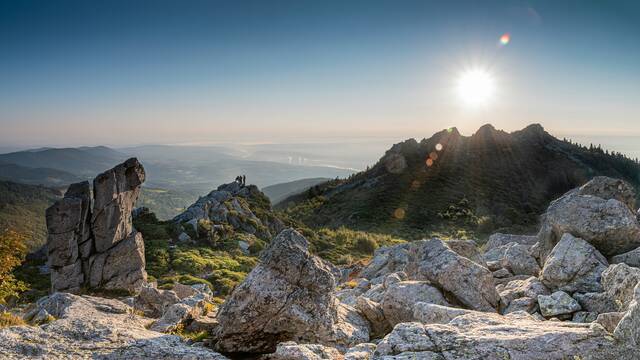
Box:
[538,291,581,318]
[601,263,640,312]
[355,296,390,339]
[610,247,640,268]
[358,243,411,281]
[573,292,617,314]
[407,239,500,312]
[534,180,640,261]
[540,233,608,293]
[595,312,625,333]
[381,281,449,326]
[213,229,368,354]
[614,282,640,346]
[485,242,540,276]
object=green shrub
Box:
[355,237,378,254]
[0,230,28,304]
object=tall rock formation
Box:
[46,158,147,294]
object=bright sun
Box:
[456,68,495,107]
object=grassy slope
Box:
[262,177,331,204]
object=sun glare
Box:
[456,68,495,107]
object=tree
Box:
[0,230,28,304]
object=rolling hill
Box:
[0,146,127,178]
[0,163,82,187]
[0,180,62,250]
[279,124,640,238]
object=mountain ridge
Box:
[279,124,640,237]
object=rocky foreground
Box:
[3,167,640,359]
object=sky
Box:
[1,0,639,147]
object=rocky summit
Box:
[5,163,640,359]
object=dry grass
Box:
[0,312,26,328]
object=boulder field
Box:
[3,173,640,359]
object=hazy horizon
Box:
[2,0,640,147]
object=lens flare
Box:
[435,143,443,151]
[393,208,406,219]
[500,33,510,45]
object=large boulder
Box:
[374,311,631,359]
[381,281,449,326]
[533,177,640,261]
[407,239,500,312]
[213,229,368,354]
[0,293,228,359]
[540,233,608,293]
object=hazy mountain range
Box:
[0,144,360,219]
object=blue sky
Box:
[1,0,639,146]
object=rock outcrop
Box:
[213,229,369,354]
[46,158,147,294]
[173,182,285,240]
[0,293,227,359]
